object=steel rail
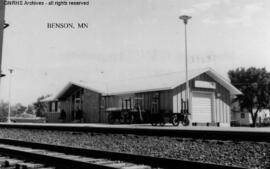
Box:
[0,138,245,169]
[0,147,113,169]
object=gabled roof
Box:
[55,81,105,100]
[204,68,242,95]
[103,67,242,95]
[54,67,242,99]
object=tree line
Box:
[0,95,50,122]
[0,101,35,122]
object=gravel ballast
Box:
[0,128,269,169]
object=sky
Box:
[1,0,270,105]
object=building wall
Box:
[157,90,173,113]
[213,82,230,124]
[231,111,251,126]
[82,89,101,123]
[42,100,61,123]
[103,91,173,123]
[60,99,72,121]
[105,94,135,109]
[172,73,231,125]
[44,112,61,123]
[59,87,101,123]
[43,101,60,113]
[105,91,173,112]
[102,94,135,123]
[100,97,107,123]
[132,91,172,113]
[134,92,154,112]
[134,92,154,113]
[172,83,187,114]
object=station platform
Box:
[0,122,270,133]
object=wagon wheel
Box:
[151,122,157,126]
[159,121,165,126]
[127,110,136,124]
[108,113,115,124]
[119,111,126,124]
[172,114,180,126]
[182,117,190,126]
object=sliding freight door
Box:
[191,92,213,123]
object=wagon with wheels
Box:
[150,113,165,126]
[171,99,190,126]
[106,97,144,124]
[106,107,125,124]
[171,112,190,126]
[149,93,166,126]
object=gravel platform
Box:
[0,128,269,169]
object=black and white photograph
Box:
[0,0,269,168]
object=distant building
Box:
[231,101,270,126]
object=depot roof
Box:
[55,67,242,100]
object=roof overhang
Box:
[55,68,242,98]
[103,87,172,96]
[204,68,242,95]
[104,68,242,96]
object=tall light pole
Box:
[179,15,191,114]
[7,69,13,123]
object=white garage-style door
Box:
[191,92,213,123]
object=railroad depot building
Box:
[50,68,242,126]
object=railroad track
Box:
[0,138,245,169]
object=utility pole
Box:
[7,69,13,123]
[179,15,192,117]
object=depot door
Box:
[191,92,213,123]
